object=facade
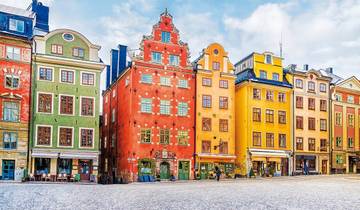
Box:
[102,11,195,182]
[0,4,34,181]
[193,43,236,179]
[331,76,360,174]
[234,52,293,176]
[290,67,331,174]
[30,29,104,181]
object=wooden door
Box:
[160,162,170,180]
[78,160,91,181]
[322,160,327,174]
[178,161,189,180]
[2,160,15,180]
[200,163,208,179]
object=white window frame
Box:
[37,66,54,82]
[4,74,20,89]
[264,54,273,64]
[57,126,74,148]
[9,18,25,33]
[79,96,95,117]
[80,71,96,86]
[178,79,188,88]
[35,124,53,147]
[58,94,75,116]
[36,92,54,114]
[160,76,171,86]
[6,46,21,61]
[79,127,95,149]
[59,69,76,85]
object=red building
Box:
[101,10,195,182]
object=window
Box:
[278,92,286,102]
[335,137,342,148]
[81,97,94,116]
[3,101,19,122]
[320,119,327,131]
[177,102,188,116]
[278,111,286,124]
[81,73,95,85]
[219,96,228,109]
[61,70,74,84]
[308,98,315,110]
[295,79,303,89]
[59,127,73,147]
[336,155,343,164]
[320,139,327,152]
[253,108,261,122]
[219,119,228,132]
[37,126,51,146]
[169,55,179,66]
[177,130,188,145]
[335,112,342,126]
[202,95,212,108]
[219,80,228,89]
[161,31,171,43]
[39,67,53,81]
[5,75,19,89]
[140,128,151,143]
[219,141,228,154]
[80,128,94,147]
[279,134,286,148]
[141,74,152,84]
[38,93,52,113]
[151,52,162,63]
[253,132,261,146]
[202,141,211,153]
[266,133,274,147]
[265,54,272,64]
[296,116,303,129]
[159,129,170,145]
[272,73,279,81]
[266,90,274,101]
[212,62,220,70]
[202,78,212,86]
[348,114,354,127]
[308,138,315,151]
[3,132,17,149]
[160,100,171,115]
[202,118,211,131]
[141,98,152,113]
[259,70,267,79]
[111,109,115,122]
[308,117,316,130]
[253,88,261,99]
[308,82,315,92]
[178,79,188,88]
[265,109,274,123]
[60,95,74,115]
[73,47,85,58]
[9,18,25,33]
[6,46,20,60]
[296,137,303,150]
[320,100,327,111]
[319,83,327,92]
[348,138,354,148]
[347,95,354,103]
[296,96,303,108]
[335,94,342,101]
[51,44,63,55]
[160,77,171,86]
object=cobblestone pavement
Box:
[1,175,360,210]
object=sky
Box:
[3,0,360,83]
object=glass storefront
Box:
[35,158,51,175]
[57,159,72,175]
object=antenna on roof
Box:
[279,30,283,59]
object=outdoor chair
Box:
[69,174,75,182]
[41,173,46,181]
[57,174,63,182]
[45,174,51,181]
[29,173,35,181]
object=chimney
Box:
[106,65,111,88]
[110,48,119,84]
[303,64,309,71]
[326,67,333,74]
[117,44,128,76]
[29,0,49,34]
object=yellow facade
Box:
[194,43,236,179]
[235,52,292,176]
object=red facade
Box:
[102,11,195,182]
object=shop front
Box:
[196,154,236,179]
[249,149,291,177]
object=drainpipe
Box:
[193,67,197,180]
[291,75,295,176]
[329,85,333,174]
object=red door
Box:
[78,160,92,181]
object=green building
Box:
[30,29,104,181]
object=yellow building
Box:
[290,66,331,175]
[193,43,236,179]
[234,52,292,177]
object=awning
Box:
[296,155,316,160]
[197,153,236,159]
[60,153,98,160]
[268,157,282,163]
[31,152,59,158]
[250,149,290,158]
[252,157,267,162]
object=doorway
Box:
[178,161,189,180]
[322,160,328,174]
[79,160,92,181]
[160,162,170,180]
[2,160,15,180]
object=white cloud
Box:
[1,0,53,9]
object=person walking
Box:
[215,166,221,181]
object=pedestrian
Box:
[215,166,221,181]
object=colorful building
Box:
[234,52,293,176]
[30,28,104,181]
[193,43,236,179]
[331,76,360,174]
[289,65,331,174]
[101,10,195,182]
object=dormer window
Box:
[272,73,279,81]
[265,54,272,64]
[151,52,162,64]
[9,19,24,33]
[161,31,171,43]
[51,44,63,55]
[73,47,84,58]
[260,70,267,79]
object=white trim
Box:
[58,94,75,116]
[34,124,53,147]
[78,127,95,149]
[36,91,54,114]
[37,65,54,82]
[80,71,96,86]
[57,126,74,148]
[62,32,75,42]
[79,96,95,117]
[4,74,20,90]
[59,68,76,85]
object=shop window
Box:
[60,95,74,115]
[202,118,211,131]
[81,97,94,116]
[140,128,151,143]
[57,159,72,175]
[80,128,93,147]
[159,129,170,145]
[3,101,19,122]
[35,158,51,175]
[37,126,51,146]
